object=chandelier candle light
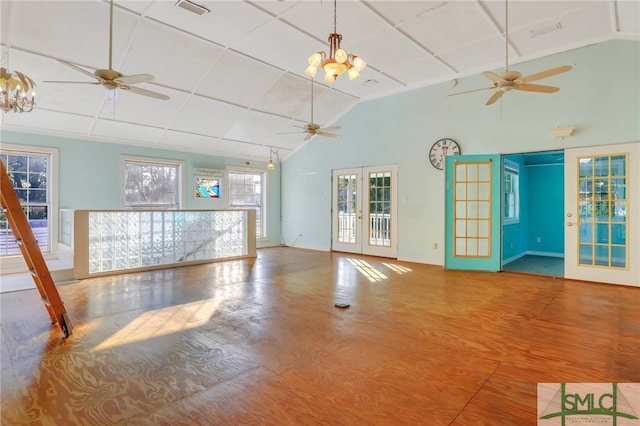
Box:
[0,67,36,113]
[305,0,366,83]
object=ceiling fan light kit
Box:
[448,0,571,106]
[0,67,36,113]
[305,0,366,83]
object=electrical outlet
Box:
[537,237,542,243]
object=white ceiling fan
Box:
[449,0,571,106]
[44,0,169,100]
[281,78,341,141]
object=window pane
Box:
[124,161,180,209]
[503,162,519,223]
[228,171,266,239]
[1,152,51,256]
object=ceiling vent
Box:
[175,0,210,16]
[530,23,563,38]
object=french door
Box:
[444,154,502,271]
[564,143,639,286]
[331,165,397,258]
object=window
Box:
[1,146,57,257]
[228,170,266,239]
[122,157,183,209]
[503,159,520,224]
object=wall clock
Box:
[429,138,461,170]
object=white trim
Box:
[0,144,59,273]
[526,250,564,258]
[226,167,267,240]
[503,159,520,225]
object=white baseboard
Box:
[526,250,564,258]
[503,251,564,265]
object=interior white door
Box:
[331,165,397,258]
[564,143,639,286]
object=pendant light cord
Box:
[333,0,337,33]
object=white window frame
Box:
[0,144,59,270]
[227,167,267,240]
[503,159,520,225]
[120,155,184,210]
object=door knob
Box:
[567,222,578,227]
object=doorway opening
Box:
[501,150,565,277]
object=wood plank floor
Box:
[1,247,638,425]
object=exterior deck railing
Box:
[337,212,391,246]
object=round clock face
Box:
[429,138,461,170]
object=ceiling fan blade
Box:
[448,86,496,97]
[515,83,560,93]
[304,133,313,141]
[277,130,305,135]
[114,74,155,85]
[517,65,572,84]
[485,90,505,106]
[57,60,103,82]
[318,125,341,132]
[317,132,342,139]
[43,80,101,85]
[120,85,170,100]
[482,71,506,84]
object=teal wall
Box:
[527,164,564,255]
[0,130,282,248]
[282,40,640,265]
[501,157,564,263]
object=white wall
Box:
[281,39,640,265]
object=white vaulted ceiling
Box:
[1,1,638,162]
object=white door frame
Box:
[331,165,398,258]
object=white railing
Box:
[337,213,391,246]
[74,209,256,278]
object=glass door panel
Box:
[332,168,361,254]
[565,143,639,286]
[577,155,628,268]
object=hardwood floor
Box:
[1,247,638,425]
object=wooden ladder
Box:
[0,160,73,337]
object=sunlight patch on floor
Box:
[382,263,412,274]
[93,297,222,351]
[347,258,387,282]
